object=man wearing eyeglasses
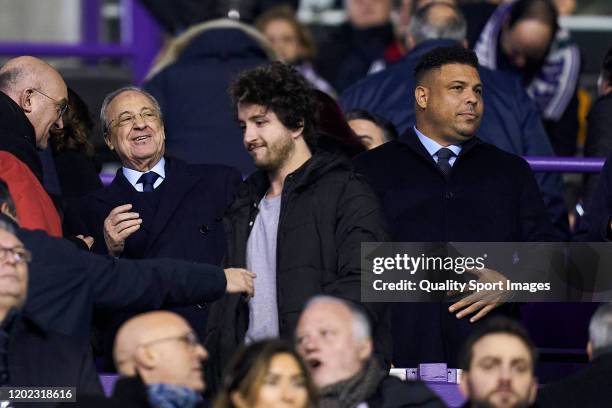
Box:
[72,86,243,371]
[69,311,208,407]
[0,56,68,182]
[0,218,102,398]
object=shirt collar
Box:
[414,126,462,158]
[122,157,166,189]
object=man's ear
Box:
[587,341,593,361]
[528,376,538,403]
[134,346,157,370]
[104,135,114,151]
[459,373,470,397]
[357,338,374,361]
[20,89,34,113]
[292,120,305,140]
[415,85,429,109]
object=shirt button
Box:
[445,192,454,199]
[249,221,254,226]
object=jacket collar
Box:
[400,128,483,168]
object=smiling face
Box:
[0,228,28,315]
[415,63,483,146]
[295,301,371,388]
[238,103,300,172]
[104,90,165,172]
[461,333,537,408]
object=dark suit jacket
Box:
[353,133,556,367]
[73,157,240,369]
[340,39,568,239]
[8,313,102,408]
[537,352,612,408]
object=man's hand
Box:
[449,267,511,323]
[224,268,256,296]
[76,235,94,250]
[103,204,142,256]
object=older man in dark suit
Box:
[73,86,241,370]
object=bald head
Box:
[114,311,208,391]
[0,56,67,149]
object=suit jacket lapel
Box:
[144,157,200,253]
[92,169,153,235]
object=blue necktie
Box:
[138,171,159,192]
[436,148,454,180]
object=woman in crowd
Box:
[255,6,336,98]
[214,339,318,408]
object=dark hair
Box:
[255,5,317,60]
[414,45,479,84]
[508,0,559,35]
[345,109,399,143]
[602,45,612,85]
[229,61,318,150]
[0,178,16,219]
[50,88,95,157]
[313,90,365,157]
[213,339,318,408]
[458,317,538,371]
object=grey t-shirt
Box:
[245,194,281,342]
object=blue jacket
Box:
[341,39,568,238]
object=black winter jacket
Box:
[205,151,391,390]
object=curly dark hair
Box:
[414,45,479,85]
[229,61,318,150]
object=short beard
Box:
[255,136,295,172]
[469,396,532,408]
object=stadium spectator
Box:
[144,19,273,176]
[71,86,242,370]
[582,46,612,206]
[315,0,402,92]
[256,5,336,97]
[579,152,612,241]
[537,303,612,407]
[295,296,445,407]
[0,180,255,346]
[214,339,318,408]
[50,87,102,201]
[205,62,390,392]
[353,45,556,368]
[346,109,399,150]
[341,2,568,238]
[473,0,581,157]
[458,317,538,408]
[0,217,102,395]
[0,56,67,182]
[70,311,209,407]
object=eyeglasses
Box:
[110,109,160,129]
[0,245,32,264]
[31,88,68,119]
[139,332,201,349]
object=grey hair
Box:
[100,86,162,137]
[304,295,371,342]
[0,68,21,94]
[409,2,467,45]
[589,303,612,356]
